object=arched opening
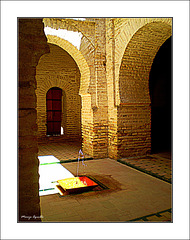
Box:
[46,87,62,136]
[36,43,82,141]
[61,90,67,136]
[117,21,172,158]
[36,37,93,159]
[149,37,172,153]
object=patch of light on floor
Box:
[44,27,83,50]
[38,155,74,196]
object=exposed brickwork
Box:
[20,18,172,172]
[41,18,172,159]
[81,95,94,157]
[116,19,172,158]
[19,17,172,222]
[119,21,172,104]
[79,26,96,107]
[103,18,172,159]
[117,104,151,158]
[106,18,118,159]
[42,35,94,155]
[114,18,172,105]
[46,35,91,95]
[36,43,81,140]
[19,18,49,221]
[91,18,108,158]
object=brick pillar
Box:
[91,18,108,158]
[106,18,118,159]
[18,18,49,221]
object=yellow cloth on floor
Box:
[58,177,87,190]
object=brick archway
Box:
[36,74,72,138]
[117,20,172,158]
[119,21,172,104]
[36,35,92,158]
[46,35,90,96]
[36,42,83,140]
[114,18,172,106]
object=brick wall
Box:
[43,35,93,153]
[18,17,173,223]
[114,18,172,105]
[117,104,151,158]
[36,43,81,140]
[116,19,172,158]
[79,27,96,156]
[79,28,96,107]
[19,18,49,221]
[75,18,109,158]
[119,21,172,104]
[105,18,118,159]
[91,18,108,158]
[35,18,172,159]
[104,18,172,159]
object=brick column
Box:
[106,18,118,159]
[91,18,108,158]
[19,18,49,221]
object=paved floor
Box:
[38,141,91,161]
[119,152,172,183]
[38,141,172,222]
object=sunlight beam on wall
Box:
[44,27,83,50]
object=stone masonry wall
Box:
[19,18,49,221]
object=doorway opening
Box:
[149,37,172,154]
[46,87,62,136]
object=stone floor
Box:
[38,141,172,222]
[38,141,91,161]
[119,152,172,183]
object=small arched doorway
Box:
[149,37,172,153]
[46,87,62,136]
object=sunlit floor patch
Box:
[39,155,74,196]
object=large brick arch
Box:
[115,18,172,105]
[46,35,91,96]
[116,19,172,158]
[44,36,93,151]
[36,42,83,139]
[119,20,172,103]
